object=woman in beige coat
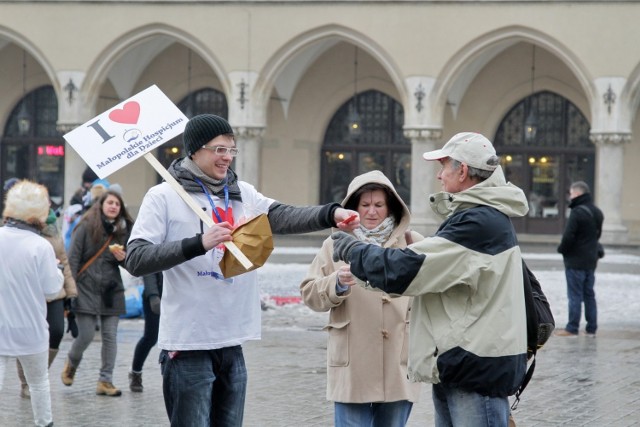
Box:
[300,170,421,427]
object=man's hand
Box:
[331,231,363,263]
[334,208,360,231]
[202,221,233,251]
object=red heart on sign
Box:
[108,101,140,124]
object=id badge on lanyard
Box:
[194,177,235,283]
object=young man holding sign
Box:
[125,114,359,427]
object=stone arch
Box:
[432,25,596,129]
[254,24,407,126]
[621,61,640,130]
[82,23,230,110]
[0,26,60,112]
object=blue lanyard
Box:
[193,177,229,223]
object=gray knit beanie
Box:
[183,114,234,156]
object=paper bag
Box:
[220,213,274,278]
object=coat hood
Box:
[428,166,529,220]
[341,170,411,238]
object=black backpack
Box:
[511,260,555,409]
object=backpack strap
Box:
[511,260,539,410]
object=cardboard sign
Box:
[63,85,188,179]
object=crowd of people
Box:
[0,113,605,427]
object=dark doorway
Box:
[494,91,593,234]
[320,90,411,206]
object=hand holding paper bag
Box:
[220,214,274,278]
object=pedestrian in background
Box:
[61,189,133,396]
[69,166,99,206]
[301,170,422,427]
[331,133,530,427]
[129,271,163,392]
[125,114,359,427]
[556,181,604,337]
[0,180,63,427]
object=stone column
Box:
[234,126,265,189]
[590,132,630,244]
[55,71,91,208]
[404,128,443,236]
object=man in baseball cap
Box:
[423,132,498,171]
[331,130,530,426]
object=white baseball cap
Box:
[423,132,498,171]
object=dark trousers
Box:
[47,299,65,350]
[132,294,160,372]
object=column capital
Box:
[234,126,265,139]
[403,127,442,142]
[590,132,631,146]
[56,122,81,135]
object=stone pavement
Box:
[2,244,640,426]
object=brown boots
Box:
[61,358,76,386]
[96,381,122,396]
[61,357,122,396]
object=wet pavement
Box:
[2,243,640,426]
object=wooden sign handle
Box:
[143,153,253,270]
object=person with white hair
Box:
[0,180,63,427]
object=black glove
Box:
[66,311,79,338]
[331,231,363,263]
[149,295,161,315]
[64,297,77,313]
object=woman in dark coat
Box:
[61,189,133,396]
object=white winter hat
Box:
[2,180,50,224]
[423,132,498,171]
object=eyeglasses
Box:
[201,145,239,157]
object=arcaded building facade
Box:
[1,1,639,243]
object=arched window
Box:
[157,88,228,170]
[494,91,593,234]
[320,90,411,206]
[1,85,65,211]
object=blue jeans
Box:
[159,346,247,427]
[334,401,413,427]
[432,383,509,427]
[565,268,597,334]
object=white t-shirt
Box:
[129,181,274,350]
[0,226,63,356]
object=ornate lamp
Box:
[524,45,537,143]
[17,49,32,136]
[347,46,362,137]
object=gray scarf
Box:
[169,157,242,201]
